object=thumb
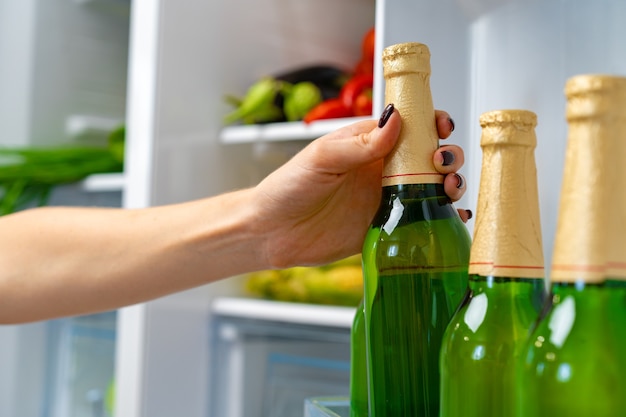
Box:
[299,107,402,175]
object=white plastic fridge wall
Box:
[0,0,128,147]
[115,1,626,417]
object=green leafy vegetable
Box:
[0,126,125,215]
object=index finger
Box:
[295,110,402,176]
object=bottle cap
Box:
[382,42,431,77]
[479,109,537,147]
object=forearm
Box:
[0,188,265,323]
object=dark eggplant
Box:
[273,64,350,100]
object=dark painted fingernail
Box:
[448,117,455,132]
[442,150,455,166]
[378,103,395,128]
[465,209,473,220]
[455,173,465,189]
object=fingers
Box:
[433,144,465,175]
[301,105,402,175]
[435,110,455,139]
[434,112,467,203]
[457,208,473,223]
[443,172,466,202]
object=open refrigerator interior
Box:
[2,0,626,417]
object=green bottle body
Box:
[440,276,545,417]
[516,282,626,417]
[362,183,470,417]
[439,108,544,417]
[349,299,368,417]
[515,74,626,417]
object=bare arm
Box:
[0,107,466,323]
[0,191,261,323]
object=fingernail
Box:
[465,209,473,220]
[442,150,455,166]
[378,103,395,128]
[448,117,455,132]
[455,173,465,189]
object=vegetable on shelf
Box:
[353,90,373,117]
[223,77,284,125]
[223,27,376,126]
[274,65,349,100]
[223,64,349,125]
[340,74,374,110]
[0,126,125,215]
[302,27,375,123]
[282,81,324,122]
[245,254,363,307]
[303,73,374,124]
[354,26,375,76]
[302,98,353,124]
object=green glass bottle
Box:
[439,110,546,417]
[349,299,367,417]
[604,73,626,383]
[362,42,471,417]
[516,74,626,417]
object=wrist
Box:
[195,188,270,276]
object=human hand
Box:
[252,104,469,269]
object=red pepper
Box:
[339,73,374,111]
[354,27,375,76]
[303,98,353,124]
[352,90,373,116]
[353,57,374,76]
[361,27,376,64]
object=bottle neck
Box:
[469,273,545,292]
[545,281,618,319]
[382,43,442,186]
[535,281,613,349]
[467,275,545,311]
[470,147,543,279]
[470,110,544,280]
[549,280,606,297]
[371,183,456,226]
[552,75,626,283]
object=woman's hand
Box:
[253,105,468,269]
[0,105,468,323]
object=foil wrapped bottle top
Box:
[552,74,626,282]
[479,109,537,147]
[470,109,544,278]
[381,42,441,186]
[382,42,431,76]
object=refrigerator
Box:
[1,0,625,416]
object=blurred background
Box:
[0,0,624,416]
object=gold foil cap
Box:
[381,42,442,186]
[552,74,626,282]
[382,43,431,77]
[479,110,537,147]
[470,109,544,278]
[565,74,626,121]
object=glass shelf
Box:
[211,297,356,329]
[219,116,371,144]
[80,173,125,193]
[304,397,350,417]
